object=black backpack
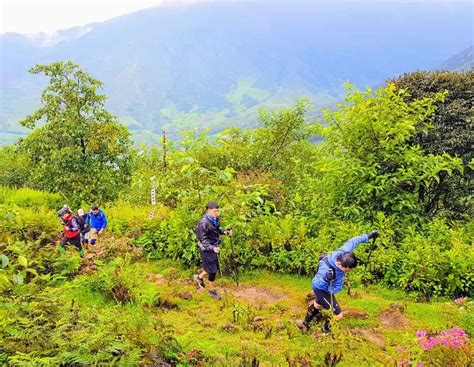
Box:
[317,254,337,283]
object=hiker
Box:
[76,208,90,246]
[87,205,107,245]
[194,201,232,300]
[296,231,379,333]
[57,206,83,256]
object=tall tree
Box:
[390,71,473,219]
[19,61,133,206]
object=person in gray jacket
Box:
[194,201,232,300]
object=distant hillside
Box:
[439,46,473,71]
[0,2,472,145]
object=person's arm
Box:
[101,212,107,230]
[70,218,80,232]
[98,212,107,234]
[196,222,215,251]
[337,234,370,253]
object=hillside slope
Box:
[1,2,472,145]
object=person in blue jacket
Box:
[296,231,379,333]
[87,205,107,245]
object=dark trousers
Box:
[61,235,81,251]
[314,288,342,315]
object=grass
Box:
[134,259,471,366]
[2,238,471,366]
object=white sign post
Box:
[149,176,156,219]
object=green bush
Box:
[0,186,62,209]
[0,204,60,243]
[386,221,474,298]
[83,255,159,305]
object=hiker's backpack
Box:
[317,254,337,283]
[76,214,90,233]
[63,214,80,238]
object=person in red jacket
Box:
[57,205,83,256]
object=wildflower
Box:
[454,297,467,304]
[416,328,469,351]
[416,330,427,338]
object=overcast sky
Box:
[1,0,471,34]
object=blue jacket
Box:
[312,234,369,294]
[88,209,107,230]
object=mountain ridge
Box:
[1,2,472,145]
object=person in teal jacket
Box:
[297,231,379,333]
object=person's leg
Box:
[297,290,326,332]
[89,229,98,245]
[321,294,342,333]
[194,270,207,288]
[208,272,216,290]
[70,236,83,257]
[195,251,208,288]
[208,272,220,299]
[81,232,89,245]
[60,237,67,252]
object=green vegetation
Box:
[17,61,134,207]
[390,70,473,220]
[0,204,471,365]
[0,63,472,365]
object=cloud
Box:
[1,0,471,34]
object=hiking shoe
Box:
[296,320,309,333]
[209,290,221,300]
[321,324,331,334]
[194,274,205,289]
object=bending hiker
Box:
[194,201,232,300]
[57,206,83,256]
[296,231,379,333]
[87,205,107,245]
[76,208,90,246]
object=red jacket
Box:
[63,214,80,238]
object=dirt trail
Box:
[232,285,287,305]
[350,328,386,349]
[379,303,410,329]
[147,272,167,285]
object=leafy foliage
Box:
[1,71,473,305]
[0,209,182,366]
[390,70,473,219]
[0,146,32,188]
[1,59,473,365]
[18,61,134,207]
[115,85,472,298]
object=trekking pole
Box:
[329,280,334,312]
[217,252,223,278]
[362,236,377,282]
[228,231,239,286]
[328,280,335,332]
